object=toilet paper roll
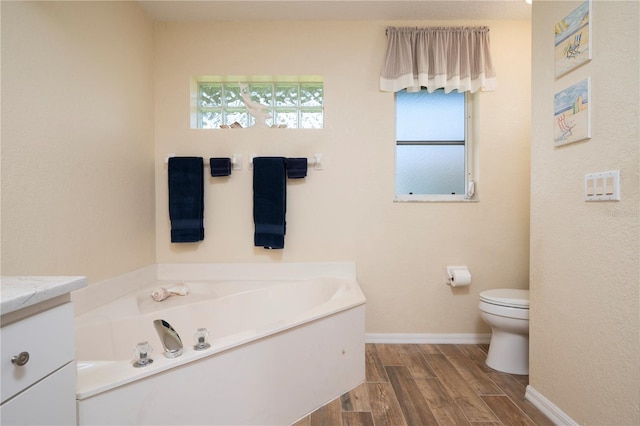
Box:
[450,269,472,287]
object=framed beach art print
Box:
[554,78,591,146]
[555,0,591,78]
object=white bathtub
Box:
[74,263,366,425]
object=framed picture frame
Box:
[554,78,591,146]
[554,0,592,78]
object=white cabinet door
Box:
[0,362,76,426]
[1,303,74,403]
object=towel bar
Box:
[249,154,323,170]
[165,154,242,171]
[164,154,322,171]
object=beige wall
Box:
[1,1,156,282]
[154,19,531,334]
[4,1,638,421]
[531,1,639,424]
[1,2,532,336]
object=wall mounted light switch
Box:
[595,177,604,195]
[586,179,595,196]
[605,176,615,194]
[585,170,620,201]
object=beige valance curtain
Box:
[380,26,497,93]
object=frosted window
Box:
[395,88,469,198]
[396,145,465,195]
[396,89,464,141]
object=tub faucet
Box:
[153,319,183,358]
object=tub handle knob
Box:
[11,351,30,367]
[133,342,154,368]
[194,328,211,351]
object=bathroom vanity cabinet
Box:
[0,276,87,425]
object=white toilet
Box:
[478,289,530,375]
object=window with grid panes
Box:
[196,81,323,129]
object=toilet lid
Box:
[480,289,529,309]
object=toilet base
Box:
[485,330,529,375]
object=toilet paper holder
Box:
[446,266,472,286]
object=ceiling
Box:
[137,0,531,22]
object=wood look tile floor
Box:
[292,344,553,426]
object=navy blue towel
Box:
[253,157,287,249]
[209,157,232,177]
[287,158,308,179]
[168,157,204,243]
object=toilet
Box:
[478,289,530,375]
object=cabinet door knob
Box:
[11,351,30,366]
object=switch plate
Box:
[585,170,620,201]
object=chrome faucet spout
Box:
[153,319,183,358]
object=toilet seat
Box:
[480,289,529,309]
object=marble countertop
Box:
[1,276,88,315]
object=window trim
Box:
[394,91,477,203]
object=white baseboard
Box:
[525,385,578,426]
[365,333,491,344]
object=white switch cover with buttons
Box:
[585,170,620,201]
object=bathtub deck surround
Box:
[70,264,158,316]
[74,262,365,425]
